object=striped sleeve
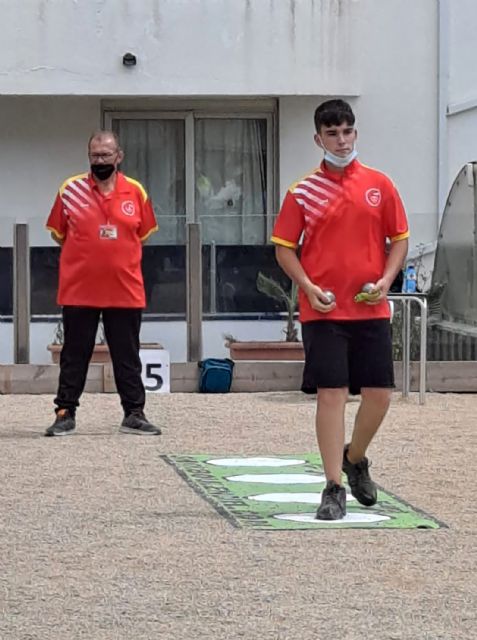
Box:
[46,192,67,240]
[383,181,409,242]
[270,190,304,249]
[135,185,159,242]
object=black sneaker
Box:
[45,409,76,437]
[342,444,377,506]
[315,481,346,520]
[119,410,162,435]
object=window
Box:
[30,247,60,315]
[107,107,277,315]
[195,118,268,245]
[0,248,13,315]
[113,118,186,245]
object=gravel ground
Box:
[0,391,475,640]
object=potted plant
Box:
[224,272,305,361]
[47,318,111,364]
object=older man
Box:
[45,130,161,436]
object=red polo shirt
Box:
[46,172,158,308]
[271,160,409,322]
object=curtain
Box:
[195,118,267,245]
[113,119,186,245]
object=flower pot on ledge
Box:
[227,341,305,361]
[47,342,164,364]
[47,344,111,364]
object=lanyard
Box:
[91,185,115,225]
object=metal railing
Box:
[389,294,428,404]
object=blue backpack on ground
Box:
[198,358,234,393]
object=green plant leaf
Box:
[256,272,299,342]
[256,272,288,304]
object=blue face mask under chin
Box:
[323,147,358,168]
[318,136,358,168]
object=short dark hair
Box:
[314,99,355,133]
[88,130,121,151]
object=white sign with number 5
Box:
[139,348,170,394]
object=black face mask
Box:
[90,163,115,181]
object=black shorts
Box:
[301,319,394,395]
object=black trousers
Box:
[54,306,145,415]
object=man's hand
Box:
[303,282,336,313]
[274,245,336,313]
[363,277,392,305]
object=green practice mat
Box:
[163,454,445,530]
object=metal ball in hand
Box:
[362,282,376,294]
[322,290,336,304]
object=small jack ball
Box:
[362,282,376,294]
[322,290,336,304]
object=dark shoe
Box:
[119,410,162,435]
[315,481,346,520]
[45,409,76,437]
[342,444,377,506]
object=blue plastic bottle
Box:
[403,264,417,293]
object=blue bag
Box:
[198,358,234,393]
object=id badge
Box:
[99,224,118,240]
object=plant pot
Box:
[47,342,164,364]
[47,343,112,364]
[227,341,305,361]
[139,343,163,351]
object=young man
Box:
[271,100,409,520]
[45,130,162,437]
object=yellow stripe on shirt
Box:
[270,235,298,249]
[59,173,88,195]
[391,231,410,242]
[140,224,159,242]
[46,225,65,240]
[124,176,148,202]
[288,166,322,193]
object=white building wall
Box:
[446,0,477,195]
[0,97,100,247]
[448,0,477,103]
[0,0,359,97]
[356,0,438,247]
[448,112,477,190]
[279,0,438,250]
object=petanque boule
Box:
[354,282,381,303]
[362,282,376,294]
[322,290,336,304]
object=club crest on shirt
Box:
[365,188,381,207]
[121,200,135,216]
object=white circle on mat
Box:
[249,492,356,504]
[226,474,326,484]
[274,512,390,524]
[207,457,305,467]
